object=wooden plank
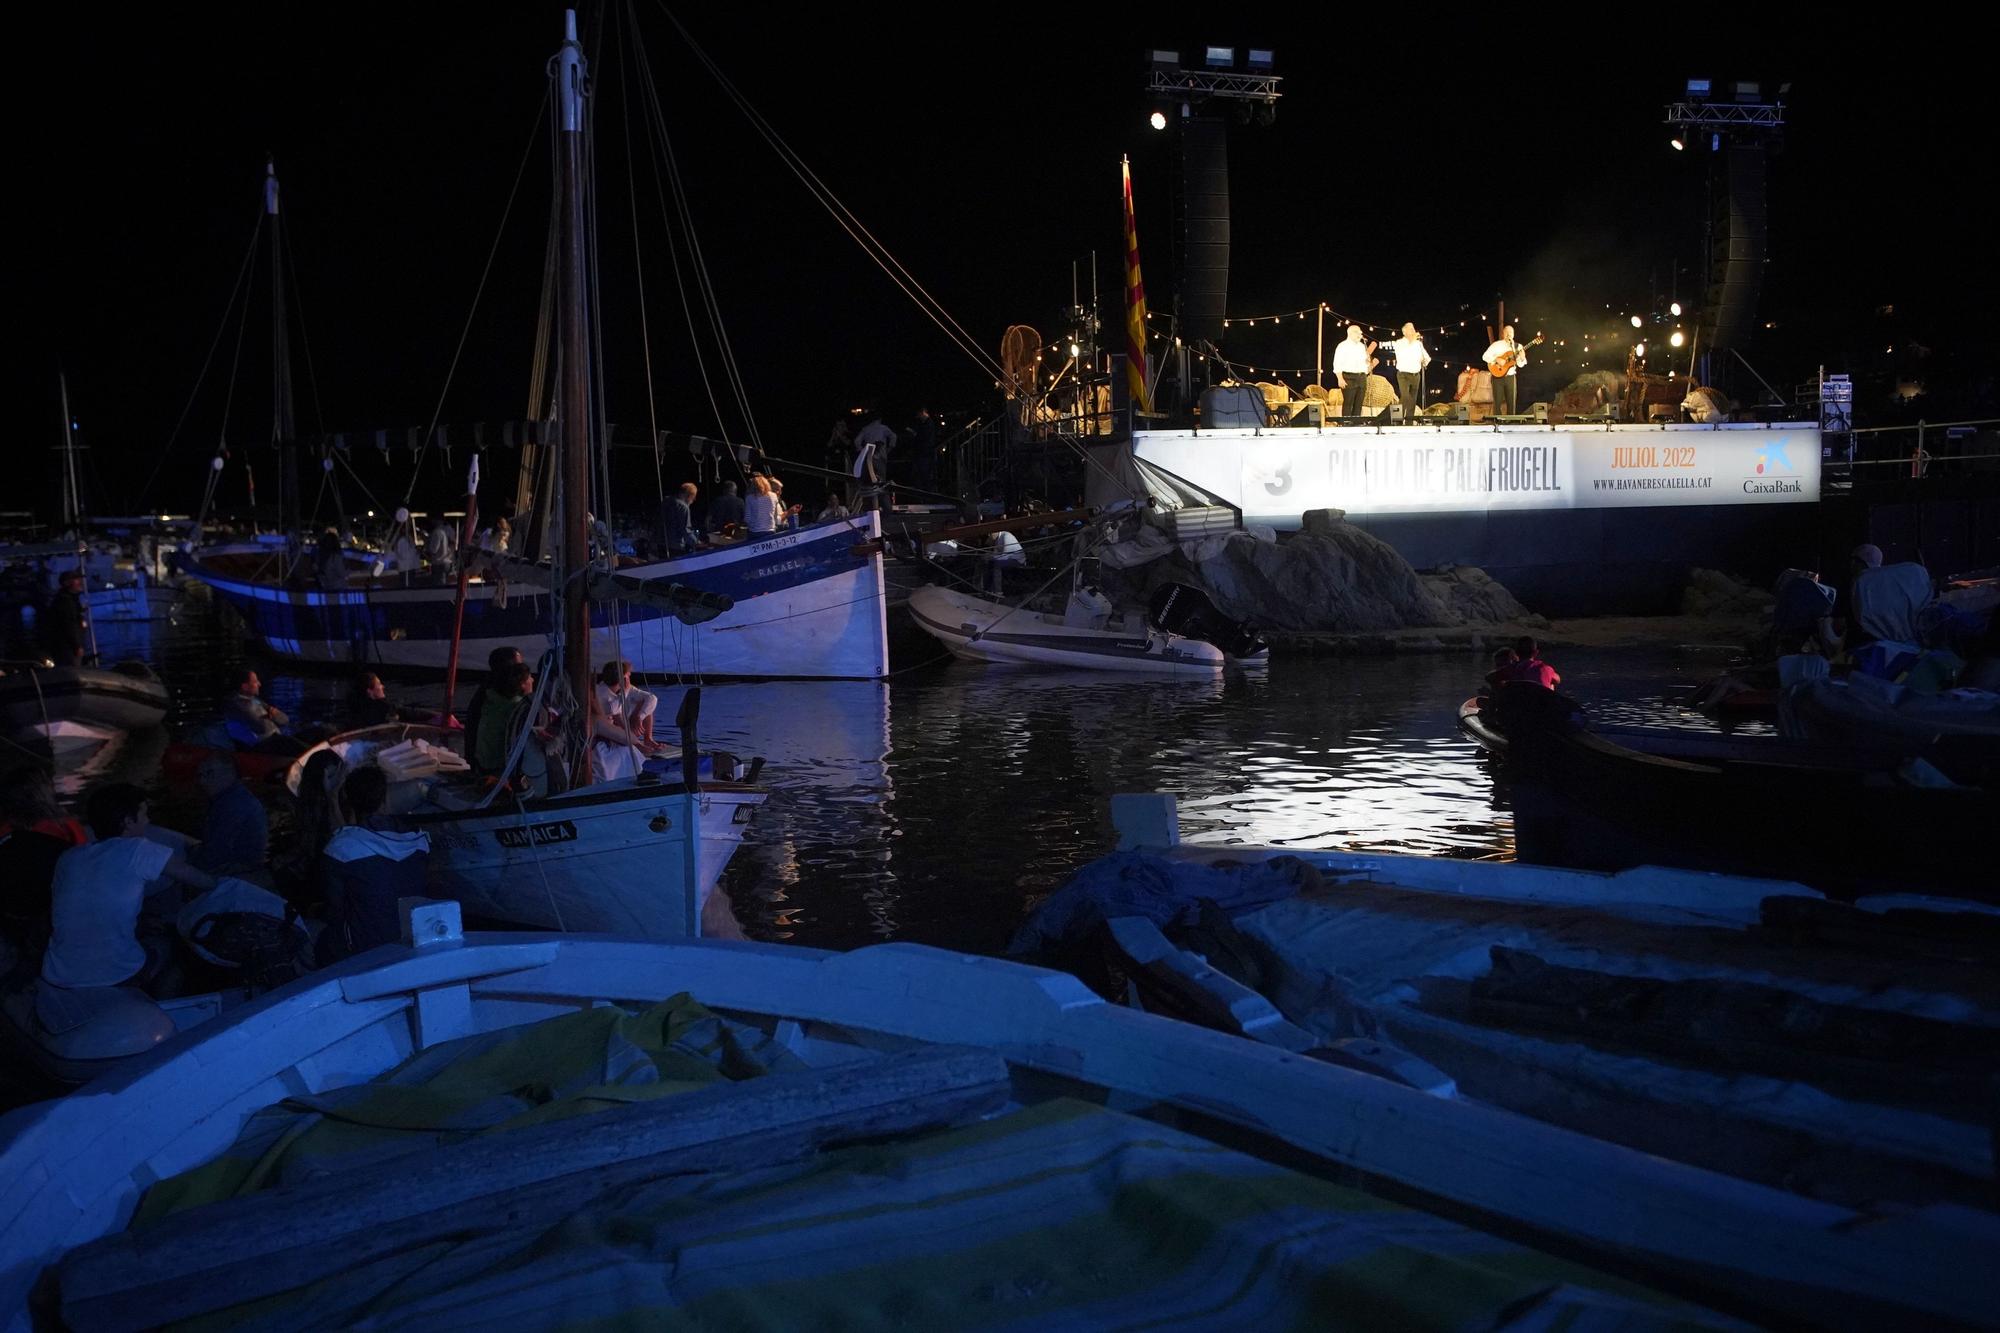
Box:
[58,1046,1009,1332]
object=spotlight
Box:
[1149,110,1167,130]
[1669,330,1685,348]
[1670,137,1684,151]
[1669,301,1682,316]
[1630,315,1643,328]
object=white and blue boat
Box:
[183,514,889,679]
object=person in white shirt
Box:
[744,475,781,535]
[1482,324,1527,417]
[590,659,661,781]
[1330,325,1376,421]
[42,783,218,994]
[1389,323,1432,424]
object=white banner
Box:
[1134,425,1818,522]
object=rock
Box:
[1421,564,1534,626]
[1098,515,1462,634]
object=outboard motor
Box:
[1146,583,1264,659]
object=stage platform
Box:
[1112,421,1822,617]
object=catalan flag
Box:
[1121,157,1153,414]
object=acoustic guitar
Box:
[1487,333,1544,378]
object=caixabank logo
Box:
[1745,437,1803,494]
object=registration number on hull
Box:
[495,820,578,849]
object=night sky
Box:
[30,7,1988,523]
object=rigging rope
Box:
[136,212,264,510]
[400,91,551,507]
[626,6,761,462]
[615,0,667,505]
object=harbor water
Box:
[78,595,1759,957]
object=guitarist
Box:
[1482,324,1529,417]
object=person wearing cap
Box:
[43,568,89,667]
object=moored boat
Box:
[3,895,1996,1329]
[1093,793,2000,1215]
[183,513,890,679]
[908,582,1227,675]
[0,662,168,751]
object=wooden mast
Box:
[268,159,299,560]
[555,10,593,782]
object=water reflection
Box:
[109,600,1750,957]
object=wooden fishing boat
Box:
[1095,794,2000,1236]
[1460,689,2000,898]
[3,894,1996,1329]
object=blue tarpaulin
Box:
[1008,850,1318,957]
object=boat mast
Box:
[57,372,100,662]
[58,372,83,534]
[267,159,300,558]
[556,10,593,781]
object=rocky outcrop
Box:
[1421,563,1546,628]
[1681,567,1775,618]
[1101,509,1536,634]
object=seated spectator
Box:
[1845,545,1930,652]
[224,668,306,756]
[463,645,525,756]
[315,766,430,967]
[190,754,269,880]
[1491,636,1561,690]
[1483,647,1519,689]
[42,783,217,994]
[274,748,343,901]
[818,491,852,522]
[353,672,403,727]
[0,766,88,953]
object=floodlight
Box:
[1733,80,1761,103]
[1686,77,1710,99]
[1149,49,1179,69]
[1204,46,1234,68]
[1247,49,1274,70]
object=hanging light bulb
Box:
[1669,330,1685,348]
[1669,301,1682,317]
[1630,315,1643,328]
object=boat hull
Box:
[409,779,762,937]
[1502,714,2000,900]
[907,583,1225,675]
[181,516,890,680]
[0,665,169,742]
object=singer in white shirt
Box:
[1389,323,1431,424]
[1330,325,1375,420]
[1482,324,1527,417]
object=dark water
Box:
[76,594,1759,956]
